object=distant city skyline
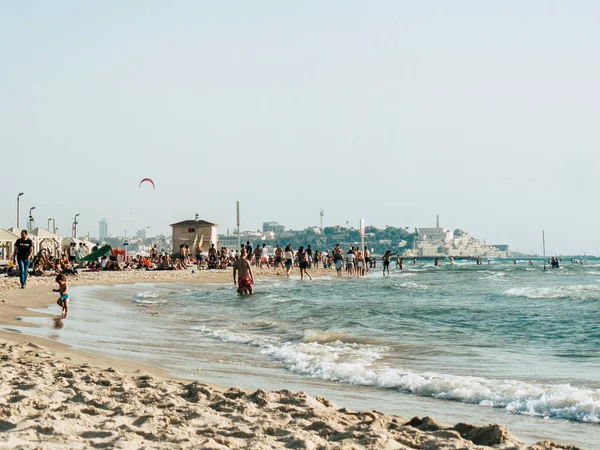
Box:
[4,206,585,256]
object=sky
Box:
[1,1,599,255]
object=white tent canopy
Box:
[61,237,96,254]
[0,228,19,261]
[29,227,62,257]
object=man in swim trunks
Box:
[233,249,254,295]
[253,245,262,268]
[208,244,217,263]
[382,250,397,276]
[274,244,283,269]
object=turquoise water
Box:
[6,258,600,447]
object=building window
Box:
[188,228,196,233]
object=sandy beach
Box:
[0,270,581,449]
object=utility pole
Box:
[360,219,365,254]
[542,230,546,272]
[320,208,324,232]
[236,201,240,252]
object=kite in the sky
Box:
[139,178,155,189]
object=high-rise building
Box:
[99,219,108,240]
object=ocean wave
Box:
[384,282,428,291]
[134,299,167,305]
[300,329,349,343]
[135,291,161,299]
[133,291,168,304]
[504,285,600,300]
[478,271,510,281]
[189,325,600,423]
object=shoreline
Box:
[0,269,581,449]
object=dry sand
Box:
[0,269,580,449]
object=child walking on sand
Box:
[53,274,69,318]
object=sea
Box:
[5,258,600,448]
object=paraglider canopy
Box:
[139,178,155,189]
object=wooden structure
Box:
[170,219,218,255]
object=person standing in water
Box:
[297,246,312,280]
[53,274,70,318]
[382,250,396,276]
[233,249,254,295]
[283,244,294,277]
[364,247,371,272]
[333,245,344,276]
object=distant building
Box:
[263,222,285,234]
[170,219,218,254]
[136,228,147,240]
[99,219,108,240]
[408,215,508,257]
[219,235,239,248]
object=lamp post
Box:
[28,207,36,231]
[47,218,53,231]
[16,193,24,228]
[52,219,56,234]
[72,214,80,238]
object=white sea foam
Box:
[397,282,428,290]
[135,291,161,299]
[134,291,167,304]
[504,285,600,300]
[189,325,600,423]
[384,282,428,291]
[479,271,509,281]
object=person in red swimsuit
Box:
[233,249,254,295]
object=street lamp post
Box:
[52,219,56,234]
[72,214,80,238]
[47,218,53,231]
[16,193,24,228]
[28,207,36,231]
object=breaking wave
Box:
[189,325,600,423]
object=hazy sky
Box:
[1,1,598,254]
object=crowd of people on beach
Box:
[3,229,571,297]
